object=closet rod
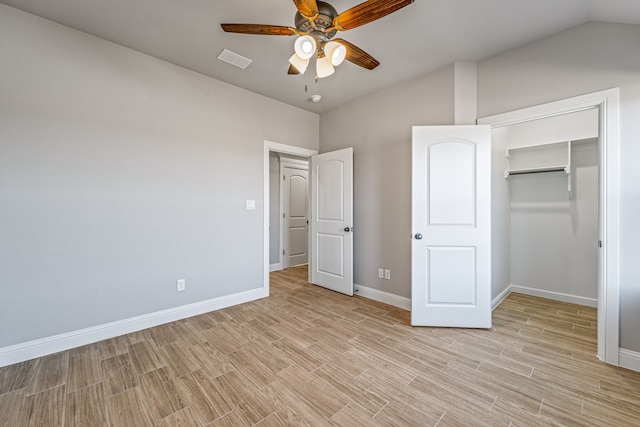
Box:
[504,165,569,178]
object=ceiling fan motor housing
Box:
[295,1,338,40]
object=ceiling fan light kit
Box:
[288,53,309,74]
[294,35,317,59]
[316,54,335,78]
[222,0,415,81]
[324,41,347,66]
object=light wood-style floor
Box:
[1,266,639,426]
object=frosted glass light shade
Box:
[288,53,309,74]
[316,55,335,78]
[324,41,346,66]
[294,35,316,60]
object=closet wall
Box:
[492,109,600,304]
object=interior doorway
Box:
[263,141,317,292]
[269,153,310,272]
[478,88,620,366]
[263,141,355,297]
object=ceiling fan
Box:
[221,0,415,78]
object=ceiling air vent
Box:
[217,49,252,69]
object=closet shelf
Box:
[505,140,569,156]
[504,140,573,197]
[504,165,569,178]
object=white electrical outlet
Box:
[378,268,384,279]
[177,279,186,292]
[384,269,391,280]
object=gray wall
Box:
[509,140,598,299]
[490,128,511,299]
[0,5,319,348]
[320,66,455,298]
[477,21,640,352]
[269,153,281,265]
[320,21,640,352]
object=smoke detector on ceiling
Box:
[310,94,322,103]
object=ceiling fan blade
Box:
[293,0,319,19]
[333,0,414,31]
[221,24,297,36]
[334,39,380,70]
[288,64,300,75]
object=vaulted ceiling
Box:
[2,0,639,113]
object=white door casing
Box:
[310,148,354,296]
[411,126,492,328]
[283,166,309,268]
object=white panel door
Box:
[283,167,308,268]
[310,148,353,296]
[411,126,491,328]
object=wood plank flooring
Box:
[1,265,639,426]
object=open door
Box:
[309,148,353,296]
[411,126,491,328]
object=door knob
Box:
[414,233,423,240]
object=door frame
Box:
[263,141,318,295]
[478,88,620,365]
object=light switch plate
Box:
[246,200,256,210]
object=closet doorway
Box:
[499,109,599,307]
[479,88,620,366]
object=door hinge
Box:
[283,175,286,181]
[599,240,603,248]
[283,250,285,255]
[283,213,285,218]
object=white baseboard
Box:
[354,284,411,310]
[351,284,595,313]
[492,285,598,310]
[0,287,268,368]
[619,348,640,373]
[269,263,282,272]
[509,285,597,308]
[492,285,512,311]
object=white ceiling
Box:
[2,0,639,113]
